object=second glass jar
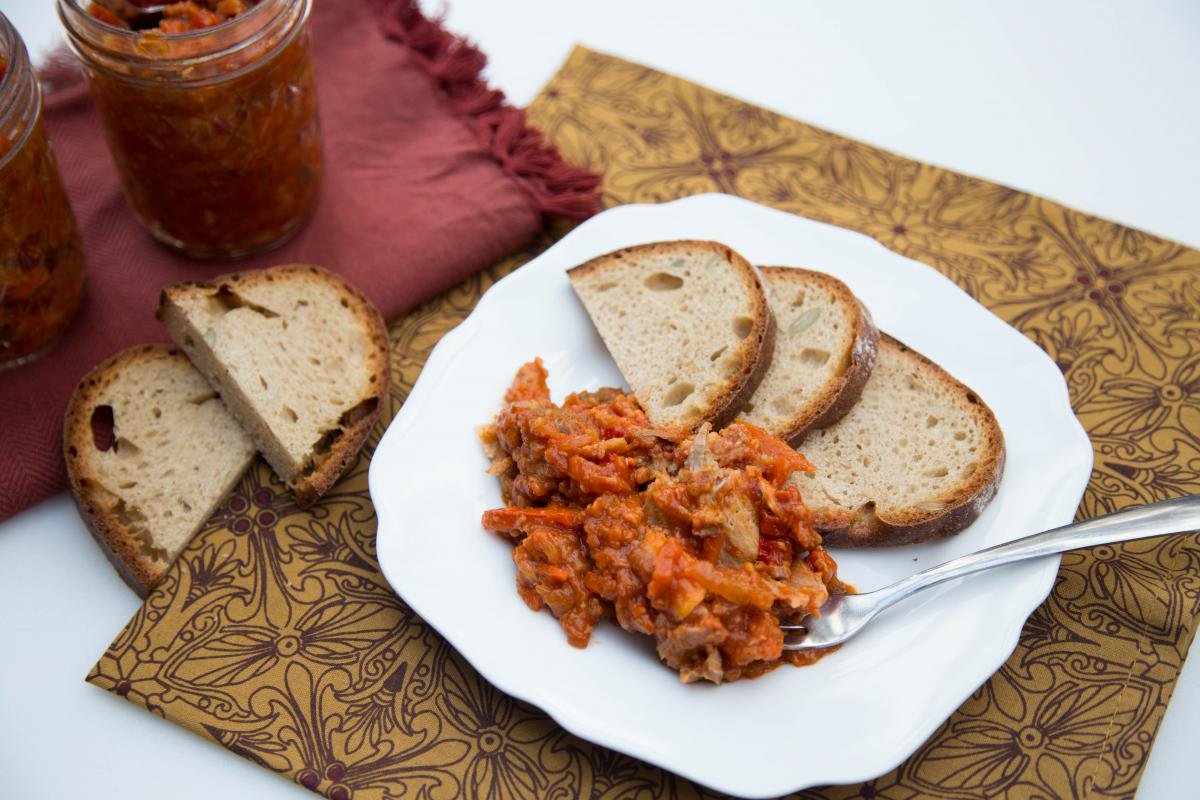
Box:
[59,0,323,259]
[0,10,86,368]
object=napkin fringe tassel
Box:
[381,0,601,220]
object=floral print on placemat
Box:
[89,46,1200,800]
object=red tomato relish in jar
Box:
[0,18,87,368]
[87,1,256,33]
[59,0,322,259]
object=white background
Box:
[1,1,1197,798]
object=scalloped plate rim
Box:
[369,194,1093,798]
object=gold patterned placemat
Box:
[89,47,1200,799]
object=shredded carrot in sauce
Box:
[481,359,850,683]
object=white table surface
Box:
[1,2,1197,798]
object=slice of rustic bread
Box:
[740,267,878,442]
[567,240,776,431]
[158,264,390,506]
[63,345,256,595]
[793,335,1005,546]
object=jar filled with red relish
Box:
[58,0,323,259]
[0,11,86,369]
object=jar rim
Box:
[0,11,39,169]
[57,0,310,83]
[58,0,274,44]
[0,11,24,106]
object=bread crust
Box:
[158,264,390,507]
[756,267,879,442]
[709,288,775,429]
[815,334,1006,547]
[63,345,184,596]
[568,240,775,431]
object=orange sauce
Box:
[481,359,848,683]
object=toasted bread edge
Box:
[816,334,1006,547]
[63,345,183,596]
[757,267,880,443]
[158,264,392,507]
[567,240,776,431]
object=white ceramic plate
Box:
[369,194,1093,798]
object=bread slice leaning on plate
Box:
[740,267,878,441]
[792,334,1005,547]
[158,264,390,506]
[567,240,776,431]
[63,345,256,595]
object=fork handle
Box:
[877,494,1200,607]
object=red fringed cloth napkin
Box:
[0,0,599,521]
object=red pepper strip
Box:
[481,506,584,537]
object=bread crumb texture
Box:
[165,269,382,485]
[70,349,254,569]
[741,268,864,436]
[569,242,768,430]
[795,337,999,525]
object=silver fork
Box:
[783,494,1200,651]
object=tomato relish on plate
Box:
[481,359,850,683]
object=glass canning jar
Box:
[58,0,323,259]
[0,11,86,369]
